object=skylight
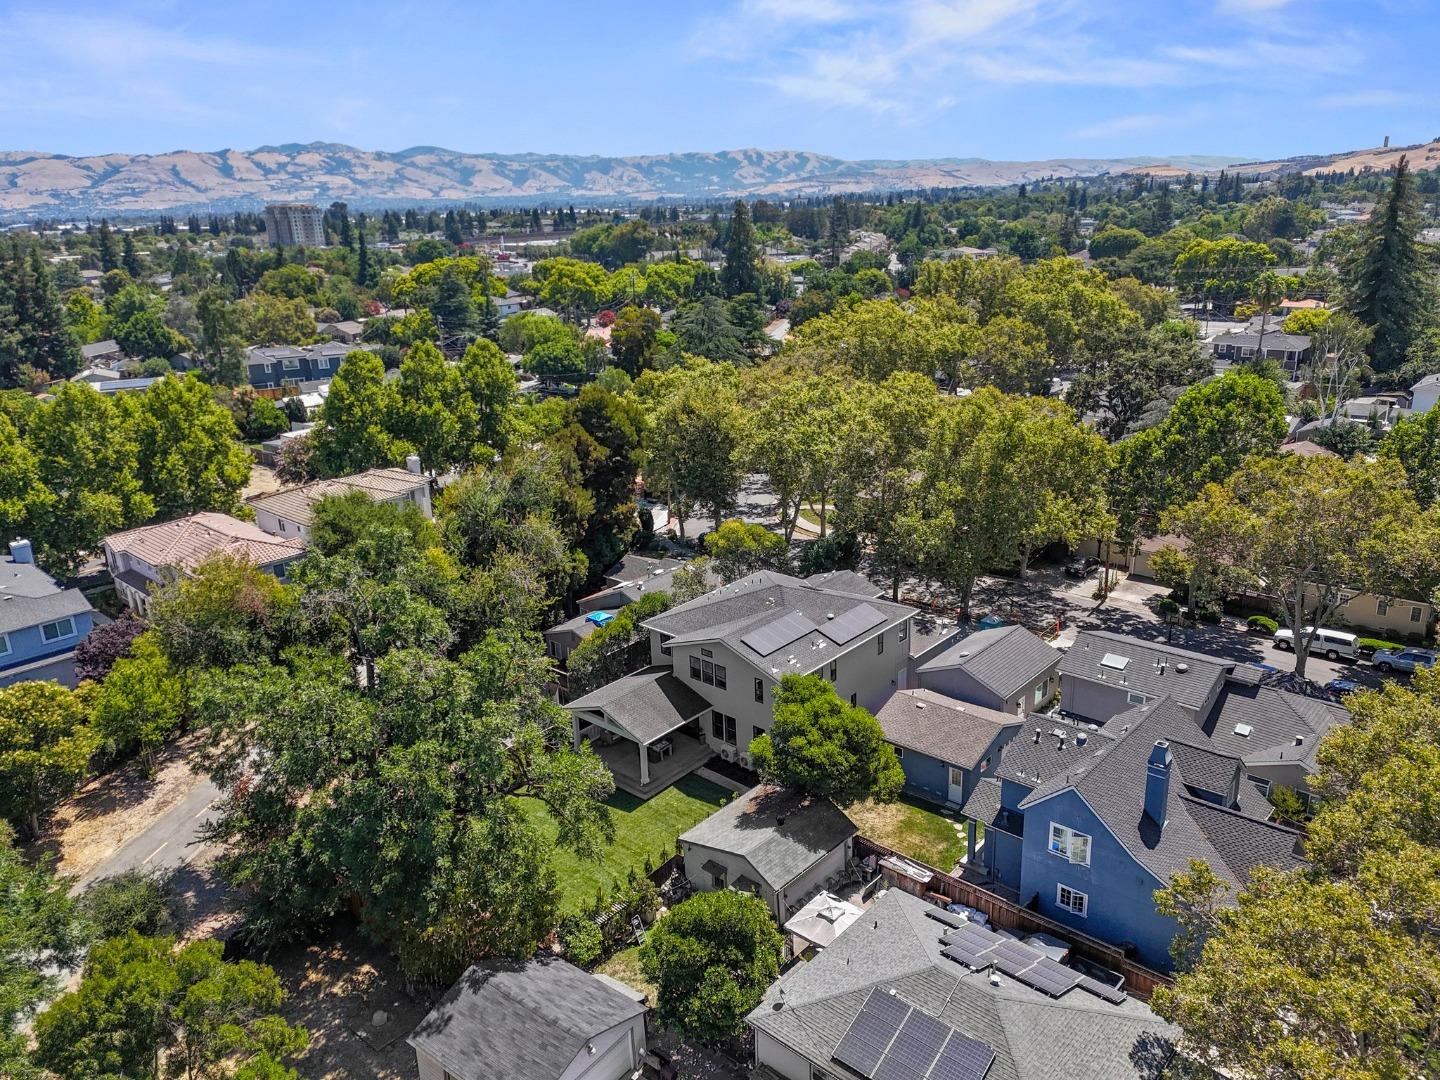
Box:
[1100,653,1129,671]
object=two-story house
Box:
[247,463,433,540]
[245,343,358,390]
[103,512,307,616]
[565,571,916,797]
[1058,631,1231,727]
[962,695,1307,972]
[0,541,97,688]
[915,623,1061,715]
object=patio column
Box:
[638,741,651,787]
[571,712,582,751]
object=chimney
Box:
[1144,740,1172,828]
[405,453,423,475]
[7,539,34,564]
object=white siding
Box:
[754,1030,813,1080]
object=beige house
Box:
[247,463,433,540]
[103,512,306,615]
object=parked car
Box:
[1064,556,1101,578]
[1371,647,1438,674]
[1325,677,1359,696]
[1274,627,1359,661]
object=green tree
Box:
[457,339,516,457]
[1164,454,1432,677]
[115,310,179,361]
[0,681,98,836]
[97,220,120,274]
[3,245,81,383]
[749,375,852,541]
[610,305,660,376]
[640,889,783,1043]
[33,933,308,1080]
[77,868,174,942]
[721,200,761,297]
[0,824,86,1078]
[1381,405,1440,507]
[1067,319,1210,440]
[431,265,475,341]
[0,415,52,547]
[670,296,748,364]
[89,634,186,771]
[311,351,410,476]
[647,368,748,535]
[703,519,786,581]
[133,376,253,517]
[749,674,903,805]
[395,340,468,471]
[234,294,315,346]
[1342,155,1433,372]
[148,554,298,671]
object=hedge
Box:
[1246,615,1279,634]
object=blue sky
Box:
[0,0,1434,162]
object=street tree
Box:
[132,375,253,517]
[0,681,98,836]
[749,674,904,805]
[89,634,186,771]
[1381,405,1440,507]
[647,368,748,535]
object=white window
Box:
[1412,606,1424,623]
[0,632,10,657]
[1126,691,1146,706]
[1048,823,1091,866]
[1034,680,1047,706]
[1247,773,1272,795]
[899,622,908,642]
[1057,884,1088,917]
[282,357,300,371]
[1377,598,1390,616]
[41,617,76,643]
[949,767,966,787]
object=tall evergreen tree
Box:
[96,219,119,273]
[721,199,761,297]
[356,225,371,287]
[120,234,143,279]
[4,246,80,383]
[1342,155,1432,372]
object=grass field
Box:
[846,794,967,870]
[594,945,656,1000]
[515,774,730,915]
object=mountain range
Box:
[0,138,1433,217]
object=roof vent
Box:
[1076,732,1088,746]
[1176,662,1190,673]
[1293,734,1305,746]
[1033,728,1042,744]
[988,971,1002,987]
[776,815,786,826]
[1234,723,1253,738]
[826,612,836,620]
[915,702,927,710]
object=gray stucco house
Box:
[1058,631,1231,727]
[748,887,1179,1080]
[679,784,856,922]
[917,624,1060,715]
[409,957,647,1080]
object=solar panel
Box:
[1013,957,1082,997]
[925,907,968,930]
[929,1032,997,1080]
[740,610,819,657]
[879,1011,951,1080]
[1076,974,1128,1004]
[943,923,1003,952]
[833,989,911,1078]
[941,943,992,969]
[819,603,887,645]
[985,940,1043,977]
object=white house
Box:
[246,462,433,540]
[1411,373,1440,415]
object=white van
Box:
[1273,626,1358,661]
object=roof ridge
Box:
[1176,793,1302,837]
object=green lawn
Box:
[515,774,730,915]
[594,945,656,1000]
[846,794,967,870]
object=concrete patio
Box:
[592,731,713,798]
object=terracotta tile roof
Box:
[105,512,306,571]
[246,467,428,528]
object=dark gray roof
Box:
[804,570,883,598]
[919,625,1060,701]
[1019,698,1305,887]
[1202,684,1349,772]
[602,552,684,587]
[1212,329,1311,351]
[959,777,1024,836]
[995,719,1115,789]
[680,785,856,891]
[644,571,913,674]
[581,556,714,612]
[875,689,1020,771]
[0,558,94,636]
[543,611,601,641]
[1059,631,1231,712]
[748,888,1177,1080]
[408,957,645,1080]
[80,339,121,358]
[565,666,710,743]
[1182,798,1306,878]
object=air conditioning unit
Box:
[720,747,735,762]
[739,754,751,769]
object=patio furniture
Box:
[649,738,673,761]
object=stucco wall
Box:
[754,1030,813,1080]
[681,837,849,922]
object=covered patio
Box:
[566,666,715,798]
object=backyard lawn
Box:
[846,794,966,870]
[594,945,656,1000]
[515,774,730,915]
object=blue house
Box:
[873,689,1020,810]
[246,343,359,390]
[916,623,1061,716]
[963,698,1306,972]
[0,541,97,688]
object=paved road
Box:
[73,774,222,892]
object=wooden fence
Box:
[854,835,1171,1001]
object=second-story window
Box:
[713,664,726,690]
[877,632,885,655]
[689,656,702,681]
[1048,823,1091,866]
[753,678,764,704]
[829,659,837,681]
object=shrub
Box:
[1358,636,1407,654]
[1247,615,1279,634]
[559,915,604,967]
[78,868,173,941]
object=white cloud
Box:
[1074,113,1168,140]
[1217,0,1292,11]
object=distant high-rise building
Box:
[263,203,326,248]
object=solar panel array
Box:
[832,988,997,1080]
[935,921,1115,1002]
[820,602,887,645]
[924,908,969,930]
[739,610,819,657]
[1015,957,1082,997]
[1077,974,1129,1004]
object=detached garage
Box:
[409,957,647,1080]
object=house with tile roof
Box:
[874,689,1021,810]
[916,624,1061,715]
[103,512,307,616]
[408,956,647,1080]
[679,784,857,922]
[247,464,432,540]
[748,886,1178,1080]
[565,571,917,797]
[0,541,96,688]
[962,695,1305,971]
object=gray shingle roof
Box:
[995,720,1115,788]
[680,784,856,891]
[565,666,711,744]
[748,888,1177,1080]
[408,957,645,1080]
[803,570,883,597]
[919,625,1060,701]
[959,777,1024,836]
[1212,329,1311,351]
[1059,631,1231,712]
[643,571,913,673]
[874,689,1020,770]
[1018,698,1305,887]
[1202,684,1349,771]
[0,558,94,636]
